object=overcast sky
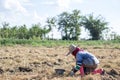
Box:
[0,0,120,39]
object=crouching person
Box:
[66,44,104,77]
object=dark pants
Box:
[83,64,98,75]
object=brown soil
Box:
[0,46,120,80]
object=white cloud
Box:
[0,0,84,26]
[56,0,83,12]
[39,0,83,11]
[20,0,30,3]
[4,0,27,13]
[33,11,49,25]
[33,11,42,21]
[19,0,33,6]
[0,0,33,26]
[73,0,83,3]
[0,12,20,26]
[41,1,55,5]
[57,0,83,8]
[57,0,70,8]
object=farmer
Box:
[66,44,104,76]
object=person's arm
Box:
[70,53,83,76]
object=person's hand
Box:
[69,71,75,76]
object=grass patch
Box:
[0,38,120,48]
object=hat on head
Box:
[66,44,77,56]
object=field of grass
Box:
[0,38,120,48]
[0,39,120,80]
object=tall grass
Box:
[0,38,120,48]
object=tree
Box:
[29,23,42,39]
[57,10,82,40]
[10,26,18,38]
[44,17,56,39]
[82,14,108,40]
[70,10,81,40]
[0,22,10,38]
[17,24,28,39]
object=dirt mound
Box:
[101,69,120,80]
[0,68,4,74]
[18,67,33,72]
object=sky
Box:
[0,0,120,39]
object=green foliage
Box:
[29,24,43,39]
[113,34,120,40]
[57,10,82,40]
[0,22,11,38]
[0,39,120,49]
[17,24,28,39]
[44,17,56,39]
[82,14,108,40]
[0,23,50,40]
[0,9,119,41]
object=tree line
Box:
[0,9,110,40]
